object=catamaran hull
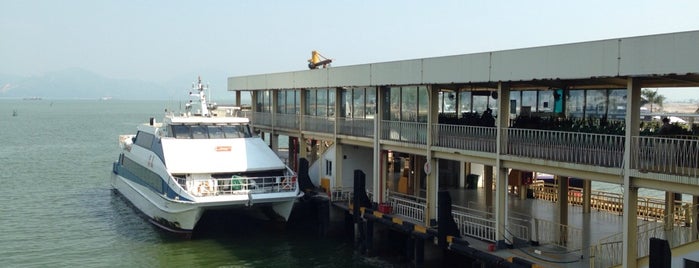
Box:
[111,173,298,233]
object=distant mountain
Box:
[0,68,177,100]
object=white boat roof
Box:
[161,137,286,174]
[165,115,249,125]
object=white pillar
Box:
[622,78,641,267]
[373,86,383,203]
[425,85,438,226]
[495,82,511,248]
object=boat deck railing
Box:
[176,172,297,197]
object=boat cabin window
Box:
[221,125,252,138]
[171,125,192,139]
[191,125,208,139]
[207,126,225,139]
[169,124,252,139]
[134,131,155,149]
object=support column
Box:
[484,165,494,211]
[235,91,241,106]
[583,179,592,214]
[334,143,343,194]
[665,192,675,230]
[557,176,569,227]
[425,85,439,226]
[373,86,383,203]
[426,157,438,226]
[460,161,469,188]
[622,77,641,267]
[270,133,279,152]
[692,196,699,241]
[495,82,511,248]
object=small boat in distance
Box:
[111,76,300,235]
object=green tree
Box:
[641,89,666,113]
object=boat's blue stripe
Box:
[113,160,192,202]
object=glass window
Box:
[317,89,327,117]
[459,91,472,114]
[489,92,499,117]
[222,126,242,138]
[401,86,417,122]
[538,90,554,112]
[191,125,208,139]
[238,125,252,138]
[510,91,521,115]
[366,87,376,118]
[277,90,285,114]
[441,91,457,114]
[586,90,607,118]
[207,126,225,139]
[389,87,401,121]
[417,86,428,122]
[521,91,537,113]
[341,88,352,118]
[472,94,488,115]
[305,89,316,116]
[328,89,335,117]
[352,88,365,118]
[134,131,154,149]
[608,89,626,120]
[294,90,300,115]
[171,125,191,139]
[566,90,585,118]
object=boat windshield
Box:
[169,124,252,139]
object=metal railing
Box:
[632,136,699,178]
[386,190,426,223]
[381,120,428,147]
[506,128,624,168]
[452,205,496,242]
[251,112,273,127]
[176,170,297,197]
[302,115,334,134]
[337,117,374,138]
[530,181,692,223]
[591,213,696,268]
[432,124,497,153]
[532,218,583,252]
[275,113,300,130]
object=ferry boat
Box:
[111,77,299,235]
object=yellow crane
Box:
[308,50,332,69]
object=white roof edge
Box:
[228,30,699,91]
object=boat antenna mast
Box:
[189,76,210,116]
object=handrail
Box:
[175,167,297,197]
[592,212,697,267]
[386,190,426,223]
[632,136,699,178]
[302,115,334,133]
[432,124,496,153]
[337,117,374,138]
[530,182,692,224]
[381,120,428,147]
[505,128,625,168]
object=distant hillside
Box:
[0,68,177,100]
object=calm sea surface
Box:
[0,100,388,267]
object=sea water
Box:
[0,99,386,267]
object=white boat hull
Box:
[111,172,298,233]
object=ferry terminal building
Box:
[228,31,699,267]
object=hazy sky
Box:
[2,0,699,99]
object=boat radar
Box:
[188,76,210,116]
